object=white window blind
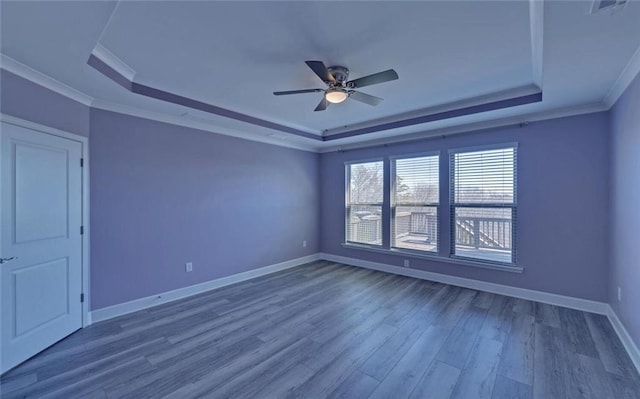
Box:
[346,161,384,246]
[450,146,517,264]
[392,155,439,253]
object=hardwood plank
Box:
[564,353,617,399]
[408,360,461,399]
[491,375,532,399]
[472,291,496,309]
[286,323,398,398]
[201,337,319,399]
[533,324,570,399]
[436,305,488,369]
[0,372,37,395]
[608,373,640,399]
[368,326,452,399]
[358,284,454,381]
[512,298,535,316]
[104,336,263,398]
[160,333,312,398]
[358,314,426,381]
[450,336,503,399]
[255,362,317,399]
[585,312,640,380]
[7,356,154,399]
[498,314,535,385]
[558,307,599,358]
[430,287,478,329]
[479,295,515,343]
[326,370,379,399]
[534,302,561,328]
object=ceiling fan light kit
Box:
[273,60,399,111]
[325,88,348,104]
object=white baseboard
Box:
[90,254,320,323]
[607,305,640,375]
[318,253,609,315]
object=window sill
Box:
[341,243,523,274]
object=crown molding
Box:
[90,99,320,152]
[318,101,609,153]
[604,43,640,108]
[0,53,94,106]
[0,49,619,154]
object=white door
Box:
[0,122,83,373]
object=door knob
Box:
[0,257,17,264]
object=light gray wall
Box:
[320,112,611,302]
[1,70,90,137]
[610,72,640,347]
[89,109,320,309]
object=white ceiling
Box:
[1,1,640,151]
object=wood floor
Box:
[1,261,638,398]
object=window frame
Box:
[344,158,385,247]
[390,151,441,254]
[448,143,518,265]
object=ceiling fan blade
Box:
[274,89,324,96]
[349,91,383,106]
[314,97,328,112]
[305,61,336,83]
[347,69,399,89]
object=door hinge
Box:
[80,226,84,235]
[81,293,85,303]
[80,158,84,167]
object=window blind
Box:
[392,155,439,253]
[450,146,517,264]
[346,161,384,246]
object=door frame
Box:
[0,114,91,328]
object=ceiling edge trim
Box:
[324,85,540,136]
[0,54,94,106]
[87,50,322,141]
[91,44,136,81]
[318,102,609,153]
[88,53,132,91]
[603,43,640,108]
[323,91,543,141]
[90,99,320,153]
[529,0,544,87]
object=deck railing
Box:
[348,216,382,245]
[395,212,437,243]
[349,211,511,251]
[455,216,511,250]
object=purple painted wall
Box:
[610,72,640,347]
[320,112,610,301]
[0,70,90,137]
[89,109,320,309]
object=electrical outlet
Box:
[403,259,410,268]
[618,287,622,302]
[303,240,307,248]
[185,262,193,272]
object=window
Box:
[391,154,439,253]
[450,145,517,264]
[346,160,384,246]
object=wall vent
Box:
[591,0,628,14]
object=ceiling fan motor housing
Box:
[327,66,349,84]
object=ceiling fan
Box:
[273,61,399,111]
